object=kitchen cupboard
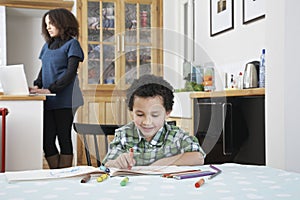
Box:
[191,89,265,165]
[77,0,163,90]
[76,0,163,165]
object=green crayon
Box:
[120,177,129,186]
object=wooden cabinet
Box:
[76,0,163,165]
[76,0,163,122]
[77,0,163,90]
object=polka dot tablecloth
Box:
[1,163,299,200]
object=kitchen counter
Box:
[0,95,45,100]
[190,88,265,98]
[192,87,265,165]
[0,94,45,171]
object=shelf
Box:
[0,0,74,10]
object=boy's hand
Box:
[105,152,136,169]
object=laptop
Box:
[0,64,55,96]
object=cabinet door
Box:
[79,0,162,90]
[119,0,162,87]
[82,0,119,88]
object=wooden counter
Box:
[0,95,45,101]
[190,88,265,98]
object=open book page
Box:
[5,166,103,182]
[109,165,201,177]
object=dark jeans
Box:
[43,108,77,157]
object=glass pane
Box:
[88,2,100,42]
[139,63,151,76]
[88,44,100,60]
[125,3,137,43]
[103,44,115,84]
[125,46,137,84]
[140,4,151,43]
[102,2,115,42]
[140,47,151,64]
[140,47,151,76]
[88,60,100,84]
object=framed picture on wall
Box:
[210,0,234,37]
[243,0,265,24]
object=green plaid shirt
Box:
[102,121,206,165]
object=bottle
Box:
[238,72,243,89]
[230,74,234,88]
[259,49,265,88]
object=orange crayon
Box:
[194,178,205,188]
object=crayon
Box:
[194,178,205,188]
[99,165,110,173]
[173,171,215,180]
[120,177,129,186]
[97,174,109,182]
[80,174,91,183]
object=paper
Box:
[5,166,103,182]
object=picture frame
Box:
[243,0,265,24]
[210,0,234,37]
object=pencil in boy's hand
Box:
[128,148,134,170]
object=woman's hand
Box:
[29,87,51,94]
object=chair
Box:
[73,123,121,167]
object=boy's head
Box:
[126,74,174,140]
[126,74,174,112]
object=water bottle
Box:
[259,49,265,88]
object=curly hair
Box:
[126,74,174,112]
[41,8,79,43]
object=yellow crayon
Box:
[97,174,109,182]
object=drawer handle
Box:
[222,103,232,155]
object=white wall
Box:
[6,9,45,87]
[266,0,300,173]
[0,6,6,91]
[195,0,266,90]
[0,6,6,67]
[284,0,300,173]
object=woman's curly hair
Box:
[126,74,174,112]
[41,8,79,43]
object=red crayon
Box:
[195,178,205,188]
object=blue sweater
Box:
[39,38,84,110]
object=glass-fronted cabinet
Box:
[79,0,162,90]
[76,0,162,165]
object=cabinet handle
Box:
[117,35,120,52]
[196,102,218,105]
[121,33,125,53]
[222,103,232,156]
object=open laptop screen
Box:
[0,64,30,95]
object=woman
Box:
[30,8,84,169]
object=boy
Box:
[102,74,205,168]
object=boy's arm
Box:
[149,152,204,166]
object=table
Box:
[1,163,300,200]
